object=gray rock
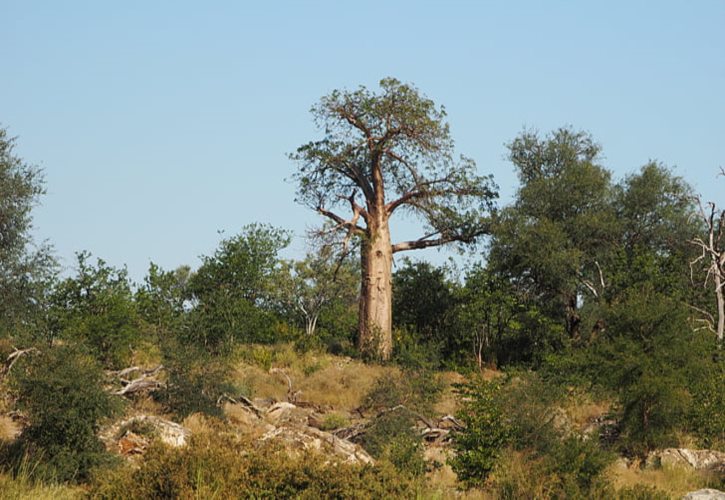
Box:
[682,489,725,500]
[647,448,725,472]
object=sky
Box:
[2,1,723,282]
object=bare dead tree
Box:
[689,173,724,343]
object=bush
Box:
[490,448,614,500]
[49,253,140,369]
[357,410,427,478]
[361,369,443,416]
[543,287,723,456]
[88,429,418,499]
[449,378,511,487]
[154,342,237,419]
[450,374,614,493]
[8,345,121,482]
[358,370,441,477]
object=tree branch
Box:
[317,206,366,236]
[392,233,453,253]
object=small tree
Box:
[292,78,497,359]
[50,252,140,368]
[186,224,290,350]
[275,245,358,338]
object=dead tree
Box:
[689,176,725,343]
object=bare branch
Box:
[595,261,606,289]
[392,235,453,253]
[2,347,39,377]
[317,206,366,236]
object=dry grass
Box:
[0,474,81,500]
[560,390,612,433]
[433,371,467,417]
[0,416,20,442]
[423,447,493,500]
[296,359,393,411]
[607,462,721,498]
[230,344,395,412]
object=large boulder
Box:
[101,415,191,456]
[646,449,725,473]
[260,425,373,465]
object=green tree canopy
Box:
[0,126,56,338]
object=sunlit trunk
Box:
[358,219,393,360]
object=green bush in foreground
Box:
[450,374,614,495]
[8,345,121,482]
[89,430,417,499]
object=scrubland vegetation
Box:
[0,80,723,498]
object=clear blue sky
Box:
[2,1,723,281]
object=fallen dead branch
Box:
[2,347,39,377]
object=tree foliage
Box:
[10,345,121,482]
[186,224,290,350]
[50,252,140,368]
[292,77,497,248]
[0,126,56,338]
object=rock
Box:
[117,431,148,456]
[260,425,373,465]
[266,401,310,426]
[682,489,725,500]
[613,457,630,470]
[101,415,191,456]
[647,449,725,472]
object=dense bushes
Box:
[357,370,442,477]
[449,378,511,487]
[89,429,418,499]
[544,287,724,455]
[49,253,141,369]
[7,346,121,482]
[450,374,614,496]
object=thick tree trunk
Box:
[564,293,581,341]
[358,220,393,360]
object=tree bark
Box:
[564,293,581,341]
[358,218,394,360]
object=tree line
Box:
[0,78,723,484]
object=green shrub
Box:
[450,374,614,493]
[154,342,236,419]
[319,413,349,431]
[357,370,440,477]
[544,434,613,494]
[49,253,141,369]
[383,431,427,478]
[88,429,418,499]
[449,378,511,487]
[8,345,121,482]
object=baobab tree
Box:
[291,78,497,359]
